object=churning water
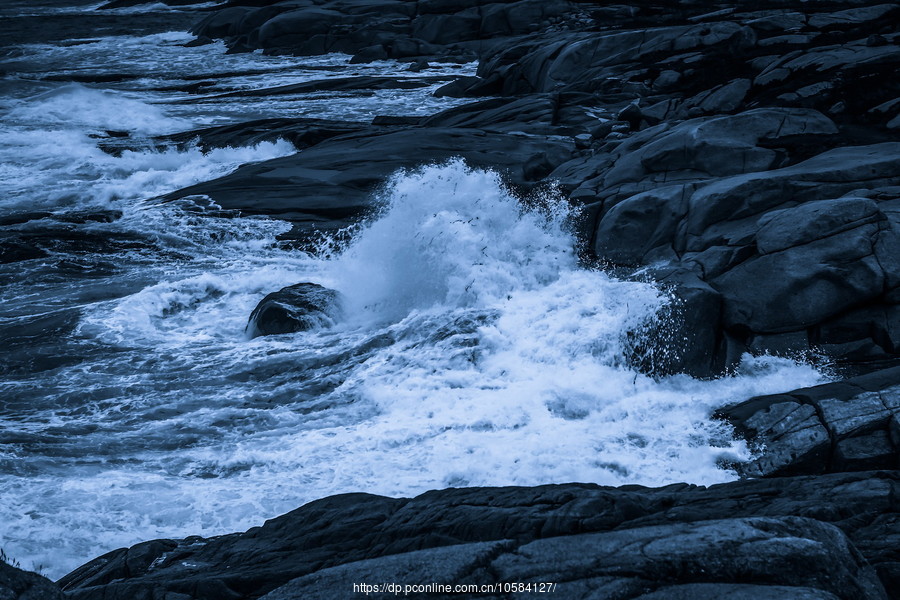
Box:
[0,2,824,579]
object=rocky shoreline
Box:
[3,0,900,597]
[167,0,900,379]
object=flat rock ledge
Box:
[52,468,898,599]
[719,366,900,477]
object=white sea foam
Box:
[329,162,579,322]
[101,1,225,13]
[0,162,826,578]
[0,85,295,210]
[8,84,186,133]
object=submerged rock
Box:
[247,283,342,338]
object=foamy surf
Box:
[0,162,825,578]
[0,85,295,211]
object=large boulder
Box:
[682,144,900,248]
[475,21,755,95]
[247,283,342,338]
[600,108,839,190]
[712,219,886,332]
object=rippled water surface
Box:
[0,1,826,579]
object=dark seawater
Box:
[0,1,825,579]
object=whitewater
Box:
[0,4,825,579]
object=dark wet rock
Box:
[0,236,48,264]
[808,4,900,30]
[0,224,158,258]
[755,197,882,255]
[165,127,574,240]
[190,0,583,60]
[474,21,756,96]
[98,0,214,8]
[631,270,727,379]
[713,220,885,332]
[265,517,883,600]
[0,309,87,376]
[633,584,844,600]
[604,108,838,194]
[61,470,899,600]
[424,92,605,135]
[682,144,900,249]
[718,366,900,477]
[812,304,900,365]
[154,118,370,153]
[247,283,342,337]
[588,135,900,373]
[178,75,456,102]
[0,561,64,600]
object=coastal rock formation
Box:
[178,0,900,377]
[59,470,899,599]
[190,0,584,60]
[718,366,900,477]
[266,517,885,600]
[41,2,900,598]
[0,561,64,600]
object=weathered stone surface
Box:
[61,470,900,600]
[718,367,900,476]
[679,78,752,116]
[589,137,900,370]
[491,517,884,600]
[260,541,510,599]
[713,223,885,332]
[740,400,832,476]
[603,108,838,189]
[266,517,891,599]
[808,4,900,30]
[756,197,882,254]
[594,184,691,266]
[477,22,754,95]
[190,0,582,59]
[634,584,841,600]
[0,561,65,600]
[683,144,900,245]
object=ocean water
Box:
[0,2,825,580]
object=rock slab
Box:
[59,471,899,600]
